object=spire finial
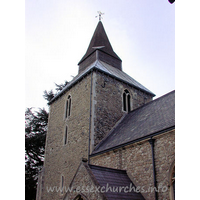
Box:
[96,11,104,21]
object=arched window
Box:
[61,175,64,194]
[65,95,71,118]
[123,89,131,112]
[127,93,131,112]
[123,92,127,111]
[64,126,68,145]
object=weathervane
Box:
[96,11,104,21]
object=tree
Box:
[25,108,48,200]
[25,80,68,200]
[43,80,68,103]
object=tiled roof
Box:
[92,90,175,155]
[78,21,121,65]
[48,60,155,104]
[89,165,145,200]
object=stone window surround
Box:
[60,175,64,195]
[65,95,72,119]
[64,125,68,145]
[122,89,131,112]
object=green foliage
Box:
[25,108,48,200]
[43,90,54,102]
[25,108,48,166]
[43,81,68,103]
[25,80,68,200]
[55,80,68,92]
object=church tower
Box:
[78,21,122,73]
[38,21,155,200]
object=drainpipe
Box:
[88,70,93,164]
[149,138,158,200]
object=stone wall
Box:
[90,130,175,200]
[154,131,175,200]
[41,74,92,200]
[40,69,154,200]
[63,162,106,200]
[91,70,153,149]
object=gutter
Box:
[149,138,158,200]
[90,125,175,158]
[48,64,155,105]
[48,71,93,105]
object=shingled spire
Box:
[78,21,122,74]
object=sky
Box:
[2,1,200,198]
[25,0,175,110]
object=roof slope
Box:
[89,165,145,200]
[78,21,121,65]
[93,90,175,154]
[96,61,154,95]
[49,60,154,104]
